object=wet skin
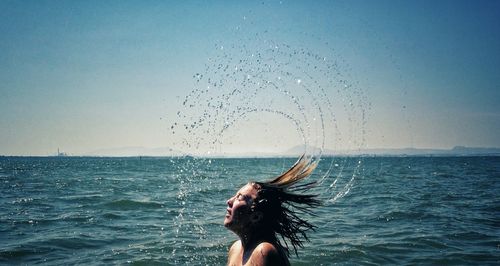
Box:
[224,183,257,232]
[224,183,289,266]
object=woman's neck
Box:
[238,229,274,250]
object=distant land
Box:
[1,146,499,157]
[79,145,499,157]
[82,146,184,157]
[217,145,500,157]
[324,146,500,156]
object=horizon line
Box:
[2,146,500,158]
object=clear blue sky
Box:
[1,0,499,156]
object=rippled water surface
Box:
[1,156,499,265]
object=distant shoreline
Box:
[2,146,499,158]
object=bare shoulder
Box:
[227,240,242,265]
[229,240,242,253]
[255,242,279,255]
[248,242,289,266]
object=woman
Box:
[224,155,321,265]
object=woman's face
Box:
[224,183,259,232]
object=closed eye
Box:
[237,194,252,203]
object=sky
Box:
[0,0,499,156]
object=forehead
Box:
[236,183,258,198]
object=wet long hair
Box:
[251,155,321,257]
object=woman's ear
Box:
[250,211,263,223]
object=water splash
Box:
[175,44,365,151]
[167,32,368,262]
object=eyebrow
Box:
[237,193,253,203]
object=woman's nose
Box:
[226,197,233,207]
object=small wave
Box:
[408,252,498,265]
[11,197,34,204]
[48,237,109,250]
[3,237,111,258]
[401,236,451,250]
[102,199,164,210]
[0,248,45,260]
[0,244,58,262]
[54,212,94,223]
[61,193,104,201]
[445,231,496,242]
[128,258,166,266]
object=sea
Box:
[1,156,499,265]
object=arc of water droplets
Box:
[172,38,367,203]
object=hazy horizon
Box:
[2,144,499,157]
[1,1,499,156]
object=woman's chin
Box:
[223,217,232,228]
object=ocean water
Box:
[1,156,499,265]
